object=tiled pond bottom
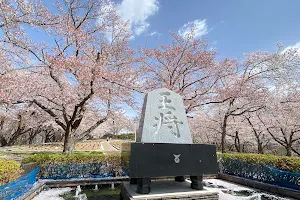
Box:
[32,179,295,200]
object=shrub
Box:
[117,133,135,140]
[219,153,300,173]
[22,152,129,179]
[0,158,23,185]
[21,151,127,171]
[101,133,135,140]
[101,134,119,139]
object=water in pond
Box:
[221,189,255,197]
[60,184,120,200]
[203,179,295,200]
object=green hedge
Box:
[0,158,23,185]
[21,152,128,171]
[219,153,300,173]
[101,133,135,140]
[117,133,135,140]
[22,152,103,165]
[24,152,300,175]
[22,152,131,179]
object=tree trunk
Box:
[7,130,21,146]
[257,142,264,154]
[44,135,50,143]
[221,115,228,153]
[286,145,292,156]
[0,136,8,146]
[63,128,74,154]
[7,115,29,146]
[44,130,54,143]
[29,129,39,145]
[234,131,241,152]
[29,134,34,145]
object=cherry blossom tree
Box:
[224,117,253,153]
[190,105,261,153]
[106,112,135,135]
[41,124,63,144]
[1,0,142,153]
[204,64,267,152]
[189,109,221,147]
[259,90,300,156]
[213,45,300,153]
[142,30,236,114]
[27,121,63,144]
[0,104,49,146]
[189,45,300,153]
[244,113,271,154]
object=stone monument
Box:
[122,88,218,197]
[136,88,193,144]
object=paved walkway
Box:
[99,141,118,152]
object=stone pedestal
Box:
[120,180,219,200]
[175,176,185,182]
[136,178,151,194]
[191,176,203,190]
[126,143,218,194]
[124,88,218,195]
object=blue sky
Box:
[31,0,300,59]
[114,0,300,117]
[17,0,300,118]
[117,0,300,59]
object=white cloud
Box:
[148,31,160,36]
[134,23,150,35]
[283,42,300,53]
[117,0,159,36]
[178,19,208,38]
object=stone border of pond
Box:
[17,174,299,200]
[16,180,46,200]
[16,176,217,200]
[218,173,300,199]
[45,176,129,188]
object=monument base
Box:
[120,180,219,200]
[125,143,218,194]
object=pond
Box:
[33,179,295,200]
[203,179,295,200]
[61,184,120,200]
[32,184,120,200]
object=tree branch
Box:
[32,99,66,130]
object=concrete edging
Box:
[16,181,46,200]
[18,175,299,200]
[218,173,300,199]
[45,177,129,187]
